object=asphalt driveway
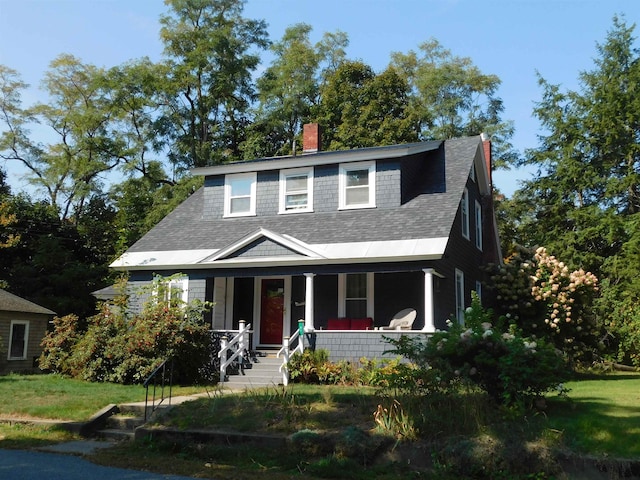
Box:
[0,448,198,480]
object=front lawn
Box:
[1,372,639,479]
[0,373,209,421]
[546,372,640,459]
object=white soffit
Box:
[110,249,217,268]
[315,237,449,259]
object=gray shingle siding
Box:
[125,137,489,267]
[256,170,279,215]
[188,278,207,303]
[229,238,300,258]
[314,164,339,212]
[376,160,401,208]
[314,331,429,362]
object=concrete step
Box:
[106,413,145,430]
[222,352,285,387]
[96,428,135,442]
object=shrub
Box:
[386,294,569,407]
[288,349,331,384]
[39,314,83,375]
[489,246,600,361]
[39,275,212,384]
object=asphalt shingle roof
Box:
[0,289,56,315]
[127,136,481,254]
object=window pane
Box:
[346,273,366,298]
[231,177,252,196]
[346,186,369,205]
[285,193,307,209]
[346,169,369,187]
[230,197,250,213]
[346,299,367,318]
[286,175,307,192]
[10,324,26,358]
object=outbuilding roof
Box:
[0,289,56,315]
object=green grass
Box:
[2,373,640,479]
[0,373,209,421]
[160,384,379,434]
[546,372,640,458]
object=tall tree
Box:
[391,39,517,168]
[315,61,419,150]
[158,0,269,168]
[103,59,175,185]
[509,16,640,364]
[1,56,122,221]
[245,24,349,158]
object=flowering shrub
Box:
[40,276,212,384]
[490,246,599,360]
[386,294,569,407]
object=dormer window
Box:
[224,173,256,217]
[339,161,376,209]
[279,168,313,213]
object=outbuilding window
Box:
[8,320,29,360]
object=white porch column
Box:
[422,268,436,332]
[304,273,316,331]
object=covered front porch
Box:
[207,266,446,350]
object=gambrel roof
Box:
[112,136,490,271]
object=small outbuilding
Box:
[0,288,55,374]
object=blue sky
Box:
[0,0,638,197]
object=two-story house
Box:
[111,125,501,359]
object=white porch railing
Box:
[217,320,252,382]
[277,319,305,386]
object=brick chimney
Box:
[303,123,321,153]
[480,132,491,187]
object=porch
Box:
[205,267,447,350]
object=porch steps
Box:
[223,351,284,389]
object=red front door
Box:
[259,278,285,345]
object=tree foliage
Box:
[315,61,420,150]
[158,0,269,168]
[507,16,640,364]
[40,276,213,384]
[243,24,348,158]
[0,1,515,321]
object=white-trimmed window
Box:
[475,200,483,250]
[339,161,376,209]
[8,320,29,360]
[279,168,313,213]
[155,276,189,308]
[338,273,374,318]
[224,172,256,217]
[455,269,465,324]
[461,188,470,239]
[475,280,482,303]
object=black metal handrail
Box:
[143,357,174,422]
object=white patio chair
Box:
[377,308,416,330]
